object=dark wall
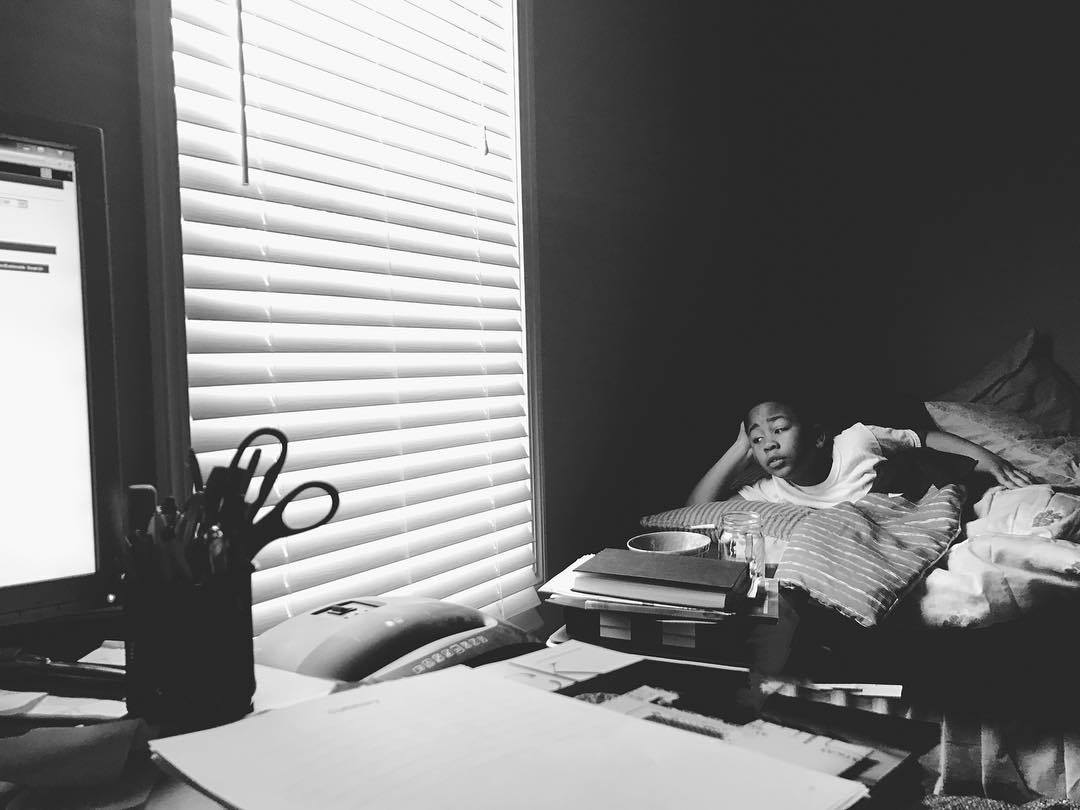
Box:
[727,4,1080,395]
[0,0,155,489]
[881,8,1080,393]
[530,1,741,575]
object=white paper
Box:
[252,664,341,713]
[78,640,125,667]
[477,638,642,690]
[538,554,593,598]
[151,666,867,810]
[733,720,874,775]
[22,695,127,720]
[596,691,872,777]
[0,688,47,715]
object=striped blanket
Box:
[776,486,964,627]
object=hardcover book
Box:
[570,549,750,609]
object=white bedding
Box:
[900,485,1080,629]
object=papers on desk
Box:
[761,677,907,719]
[16,694,128,721]
[150,666,867,810]
[1,685,126,721]
[476,638,642,690]
[250,664,343,713]
[0,689,47,715]
[596,686,874,777]
[78,640,126,668]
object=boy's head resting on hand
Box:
[744,398,833,487]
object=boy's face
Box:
[745,401,825,484]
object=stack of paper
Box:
[151,666,867,810]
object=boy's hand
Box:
[731,423,752,459]
[979,455,1037,489]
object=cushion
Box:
[935,328,1080,433]
[870,447,977,500]
[776,486,965,628]
[925,401,1080,487]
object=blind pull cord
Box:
[235,0,250,186]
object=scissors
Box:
[228,428,340,559]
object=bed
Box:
[639,328,1080,806]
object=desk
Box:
[2,639,936,810]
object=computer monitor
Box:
[0,111,123,645]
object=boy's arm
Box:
[924,429,1037,489]
[687,425,758,505]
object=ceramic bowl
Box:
[625,531,710,557]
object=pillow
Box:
[935,328,1080,433]
[870,447,977,500]
[776,486,965,628]
[925,401,1080,487]
[640,498,813,545]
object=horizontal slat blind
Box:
[169,0,536,635]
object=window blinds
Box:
[168,0,537,635]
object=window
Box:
[141,0,539,634]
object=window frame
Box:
[135,0,547,588]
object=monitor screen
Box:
[0,112,121,631]
[0,135,96,587]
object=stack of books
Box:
[540,549,778,664]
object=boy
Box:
[688,397,1034,508]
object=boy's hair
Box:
[742,392,827,431]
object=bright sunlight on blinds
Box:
[168,0,536,635]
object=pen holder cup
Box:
[123,566,255,734]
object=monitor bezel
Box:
[0,110,123,629]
